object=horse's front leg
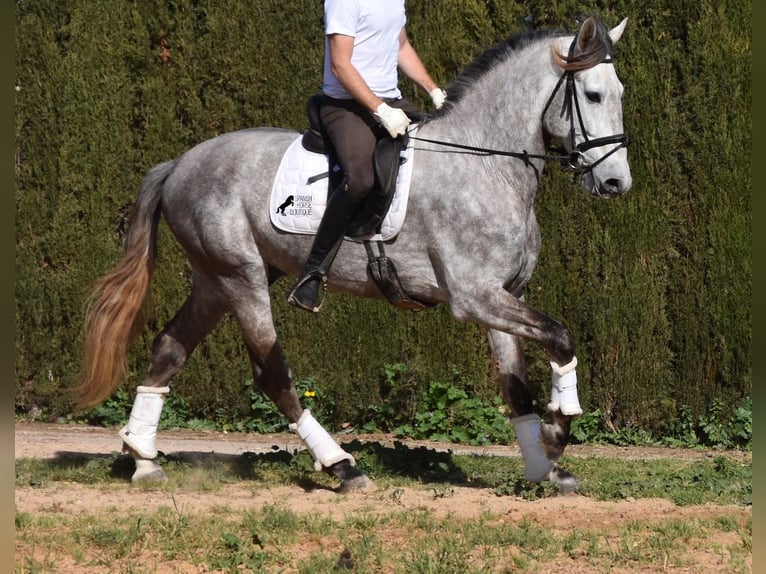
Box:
[487,328,578,494]
[540,352,583,463]
[541,409,576,462]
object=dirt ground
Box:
[15,423,753,573]
[15,422,753,462]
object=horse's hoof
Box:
[548,465,578,495]
[132,468,168,483]
[131,459,168,483]
[325,459,376,493]
[337,474,377,494]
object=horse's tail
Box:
[73,160,176,408]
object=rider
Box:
[287,0,447,313]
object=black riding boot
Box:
[288,182,361,313]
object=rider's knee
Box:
[345,171,374,200]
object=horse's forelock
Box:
[553,17,613,72]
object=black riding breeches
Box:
[319,96,416,200]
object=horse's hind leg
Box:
[220,271,375,493]
[122,275,226,482]
[487,328,578,494]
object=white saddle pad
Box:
[269,130,417,242]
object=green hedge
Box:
[15,0,750,433]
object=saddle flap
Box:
[301,95,327,154]
[374,136,406,194]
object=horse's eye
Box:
[586,91,602,104]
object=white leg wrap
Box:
[547,357,583,416]
[118,385,169,459]
[289,409,355,472]
[511,414,554,482]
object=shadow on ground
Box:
[39,439,526,493]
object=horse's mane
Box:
[434,17,613,117]
[441,29,563,110]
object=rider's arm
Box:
[326,33,383,113]
[396,29,439,94]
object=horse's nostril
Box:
[603,178,630,195]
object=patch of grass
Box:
[15,441,751,572]
[15,499,751,574]
[580,516,752,574]
[15,442,752,507]
[562,455,752,506]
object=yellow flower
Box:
[304,390,316,398]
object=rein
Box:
[408,35,629,176]
[405,133,570,169]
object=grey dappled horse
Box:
[76,16,631,494]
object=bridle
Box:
[407,35,629,176]
[540,34,629,173]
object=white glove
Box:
[429,87,447,109]
[374,103,410,138]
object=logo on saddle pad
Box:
[269,134,416,242]
[275,195,294,216]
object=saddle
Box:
[302,95,412,237]
[300,95,430,311]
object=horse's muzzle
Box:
[584,172,632,197]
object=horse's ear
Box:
[608,18,628,45]
[576,16,598,53]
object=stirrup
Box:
[287,272,328,313]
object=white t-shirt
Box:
[322,0,406,99]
